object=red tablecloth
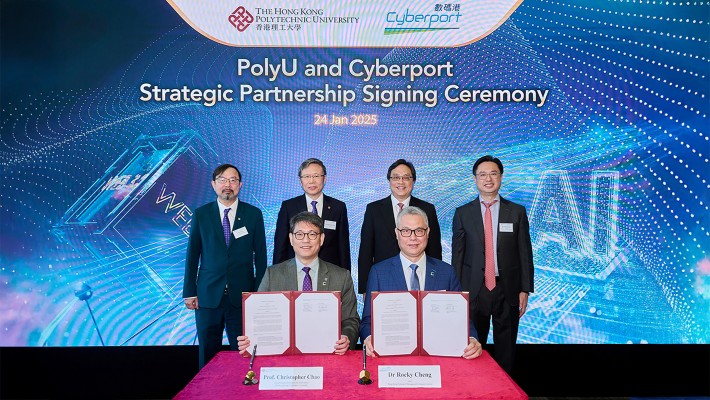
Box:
[174,350,527,399]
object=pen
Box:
[362,345,366,369]
[250,344,257,370]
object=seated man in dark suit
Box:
[358,159,442,293]
[360,206,481,359]
[273,158,351,270]
[238,211,359,355]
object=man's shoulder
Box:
[238,200,263,215]
[268,259,295,273]
[194,202,216,215]
[500,196,526,210]
[321,260,350,278]
[282,194,305,206]
[411,196,435,208]
[371,255,399,272]
[365,196,390,209]
[323,194,346,208]
[426,256,454,271]
[454,199,478,213]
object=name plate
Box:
[259,367,323,390]
[378,365,442,388]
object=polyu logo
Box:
[228,6,253,32]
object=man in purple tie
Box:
[183,164,267,368]
[273,158,351,271]
[238,212,359,356]
[451,155,534,374]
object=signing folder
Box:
[371,291,469,357]
[242,291,341,355]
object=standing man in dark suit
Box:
[358,159,442,293]
[238,212,359,355]
[360,206,481,359]
[183,164,267,368]
[273,158,351,271]
[452,155,534,374]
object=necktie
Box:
[483,200,498,291]
[409,264,420,291]
[311,200,318,215]
[302,267,313,291]
[397,202,404,214]
[222,208,231,246]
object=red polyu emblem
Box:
[228,6,253,32]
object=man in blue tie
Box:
[273,158,351,270]
[360,206,482,359]
[183,164,267,368]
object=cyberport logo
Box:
[384,7,462,35]
[228,6,254,32]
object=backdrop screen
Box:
[1,1,707,346]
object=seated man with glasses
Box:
[358,159,442,294]
[359,206,481,359]
[237,211,359,356]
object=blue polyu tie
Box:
[409,264,420,291]
[222,208,231,246]
[302,267,313,291]
[311,200,318,215]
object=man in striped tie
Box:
[360,206,482,359]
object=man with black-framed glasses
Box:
[452,155,534,374]
[273,158,351,272]
[238,211,359,355]
[358,159,442,294]
[359,206,481,359]
[183,164,267,368]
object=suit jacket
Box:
[358,196,442,293]
[273,194,351,270]
[183,200,267,309]
[451,196,534,307]
[259,258,360,346]
[359,255,476,340]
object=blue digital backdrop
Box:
[1,1,708,346]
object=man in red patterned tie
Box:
[451,155,534,374]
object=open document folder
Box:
[372,291,469,357]
[242,291,341,355]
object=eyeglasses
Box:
[300,174,325,181]
[389,175,413,182]
[396,228,427,237]
[215,177,240,185]
[291,231,321,240]
[475,172,501,179]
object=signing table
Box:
[174,350,527,399]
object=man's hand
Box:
[363,336,376,357]
[237,335,251,357]
[519,292,529,318]
[184,297,198,310]
[334,335,350,355]
[463,337,483,359]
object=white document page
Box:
[421,292,468,357]
[294,292,340,353]
[243,292,291,355]
[372,291,418,356]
